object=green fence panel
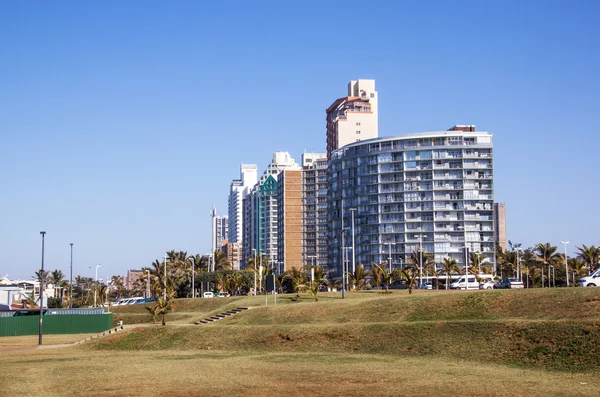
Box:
[0,314,113,337]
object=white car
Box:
[479,280,496,290]
[420,282,433,290]
[450,275,479,290]
[203,292,214,298]
[578,268,600,287]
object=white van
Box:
[578,268,600,287]
[203,292,214,298]
[450,275,479,290]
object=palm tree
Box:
[167,250,189,270]
[213,250,231,271]
[347,264,371,291]
[48,269,64,286]
[97,284,108,306]
[111,276,126,300]
[285,267,307,297]
[326,270,341,292]
[187,254,207,298]
[438,257,460,290]
[468,252,488,276]
[371,264,382,290]
[407,250,435,287]
[372,264,397,293]
[534,242,561,287]
[497,250,515,278]
[576,245,600,274]
[397,266,418,295]
[306,265,326,302]
[33,269,49,283]
[568,257,588,284]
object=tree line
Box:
[28,243,599,308]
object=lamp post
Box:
[349,208,356,275]
[146,270,150,299]
[163,253,167,300]
[340,198,345,299]
[39,231,46,346]
[388,242,396,273]
[463,245,470,290]
[309,256,315,289]
[342,247,352,296]
[259,253,263,294]
[516,249,520,280]
[541,265,544,288]
[69,243,73,309]
[560,241,569,287]
[191,258,195,299]
[252,249,257,296]
[94,265,102,307]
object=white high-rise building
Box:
[328,125,496,282]
[228,164,258,243]
[326,79,378,159]
[211,204,228,256]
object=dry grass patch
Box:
[0,348,598,397]
[0,333,98,347]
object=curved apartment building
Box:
[328,126,495,276]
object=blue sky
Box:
[1,1,598,280]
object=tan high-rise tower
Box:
[326,79,378,159]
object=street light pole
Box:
[163,253,167,300]
[94,264,101,307]
[146,270,150,299]
[252,249,257,296]
[464,245,469,290]
[388,242,394,273]
[341,198,345,299]
[259,253,262,294]
[69,243,73,309]
[342,247,348,298]
[561,241,570,287]
[350,208,356,275]
[418,234,426,288]
[191,259,195,299]
[39,231,46,346]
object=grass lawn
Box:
[1,288,599,396]
[1,347,598,397]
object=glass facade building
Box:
[328,127,495,277]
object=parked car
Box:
[420,282,433,290]
[216,292,231,298]
[450,275,479,290]
[578,268,600,287]
[203,292,214,298]
[479,280,496,290]
[495,278,524,289]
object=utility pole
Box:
[146,270,150,299]
[39,231,46,346]
[69,243,73,309]
[163,253,167,300]
[341,198,345,299]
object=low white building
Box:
[0,278,52,309]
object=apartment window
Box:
[370,93,374,98]
[356,122,361,126]
[356,130,361,134]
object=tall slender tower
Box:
[326,79,378,159]
[211,205,228,254]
